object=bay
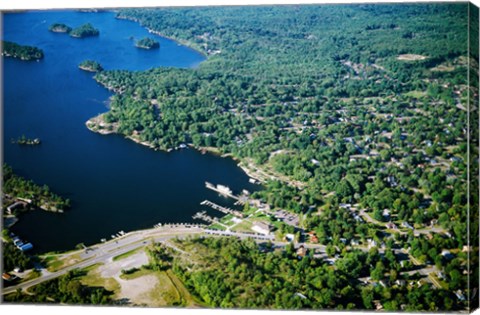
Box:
[3,10,258,253]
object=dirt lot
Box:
[97,250,158,305]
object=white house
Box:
[251,221,272,235]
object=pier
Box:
[192,211,217,224]
[205,182,249,205]
[200,200,244,218]
[205,181,238,200]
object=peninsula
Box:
[2,164,70,215]
[1,41,43,61]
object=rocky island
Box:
[69,23,100,38]
[11,135,41,145]
[135,37,160,49]
[79,60,103,72]
[48,23,72,33]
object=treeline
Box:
[2,241,34,272]
[1,41,44,61]
[4,269,112,304]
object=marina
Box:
[192,211,217,224]
[11,234,33,252]
[3,10,259,253]
[200,200,244,218]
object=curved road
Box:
[3,224,439,295]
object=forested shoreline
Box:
[84,4,478,311]
[2,3,476,311]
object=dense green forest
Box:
[2,241,34,272]
[69,23,99,38]
[84,3,476,311]
[1,41,44,60]
[135,37,160,49]
[3,164,71,213]
[161,236,463,311]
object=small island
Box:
[49,23,72,33]
[135,37,160,49]
[69,23,100,38]
[79,60,103,72]
[11,135,41,145]
[1,41,44,61]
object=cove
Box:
[3,10,259,253]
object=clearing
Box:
[82,247,201,307]
[397,54,427,61]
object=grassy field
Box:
[165,269,205,307]
[149,270,182,306]
[80,264,121,295]
[44,253,83,272]
[112,247,142,261]
[404,90,427,99]
[208,223,227,230]
[230,220,254,233]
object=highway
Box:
[3,224,305,295]
[2,225,204,295]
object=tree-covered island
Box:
[48,23,72,33]
[135,37,160,49]
[79,60,103,72]
[69,23,100,38]
[1,41,44,61]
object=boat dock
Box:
[193,211,217,224]
[205,182,249,205]
[200,200,244,218]
[205,182,239,200]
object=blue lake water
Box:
[3,10,258,253]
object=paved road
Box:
[2,224,440,295]
[3,225,307,295]
[2,226,204,295]
[358,209,447,237]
